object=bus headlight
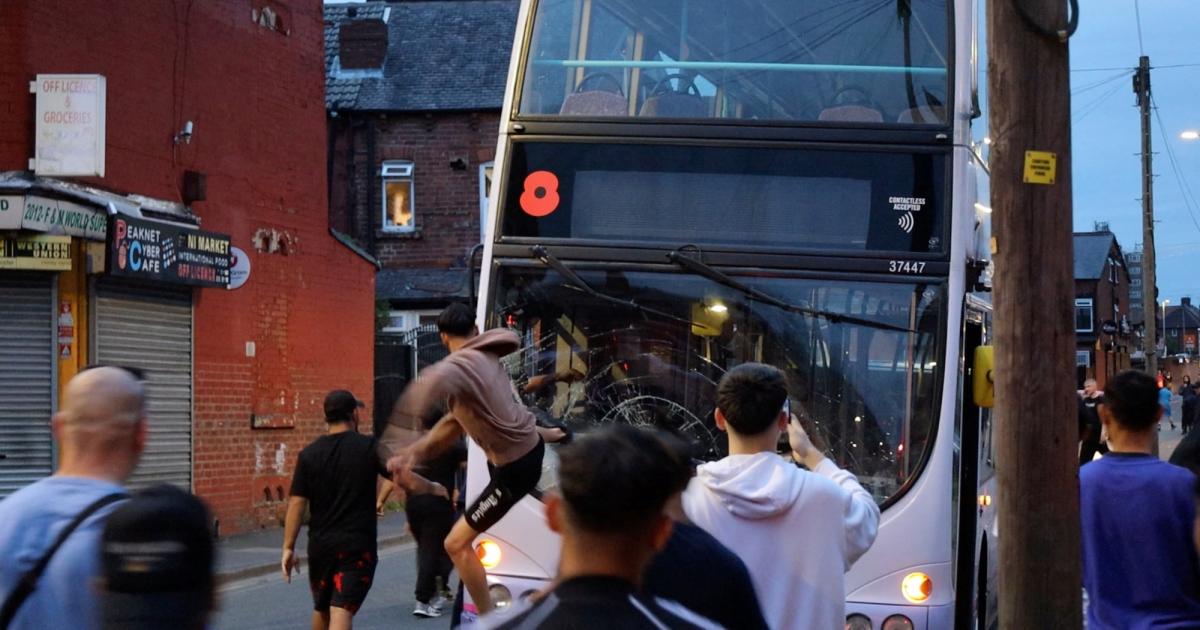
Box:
[476,539,502,569]
[845,613,873,630]
[901,572,932,603]
[882,614,914,630]
[489,583,513,609]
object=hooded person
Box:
[382,303,566,617]
[681,363,880,630]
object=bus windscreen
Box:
[500,141,946,255]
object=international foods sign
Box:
[107,215,231,288]
[33,74,106,177]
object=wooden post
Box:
[988,0,1081,627]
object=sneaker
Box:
[413,602,442,618]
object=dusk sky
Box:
[1065,1,1199,304]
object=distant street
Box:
[216,542,451,630]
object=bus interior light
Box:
[882,614,915,630]
[901,572,932,603]
[845,613,872,630]
[707,302,728,314]
[477,540,502,569]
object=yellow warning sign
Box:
[1023,151,1057,185]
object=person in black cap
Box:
[284,389,446,630]
[100,484,215,630]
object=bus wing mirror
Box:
[973,346,995,409]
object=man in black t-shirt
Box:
[283,390,445,629]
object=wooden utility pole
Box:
[988,0,1081,626]
[1136,56,1158,377]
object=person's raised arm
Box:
[788,414,880,568]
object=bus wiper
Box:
[665,248,916,334]
[531,245,693,326]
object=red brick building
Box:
[0,1,376,533]
[1073,231,1133,388]
[324,1,516,327]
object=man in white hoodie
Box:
[681,363,880,630]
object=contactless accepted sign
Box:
[33,74,106,177]
[107,216,231,288]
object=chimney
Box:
[1183,297,1192,308]
[338,19,388,70]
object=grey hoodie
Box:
[682,452,879,630]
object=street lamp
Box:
[1182,130,1200,141]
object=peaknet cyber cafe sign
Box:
[108,216,231,288]
[32,74,106,177]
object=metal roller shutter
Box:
[0,273,55,498]
[94,279,193,490]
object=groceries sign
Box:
[32,74,106,177]
[107,216,231,288]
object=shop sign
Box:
[228,245,251,290]
[0,196,23,230]
[33,74,106,177]
[21,195,107,240]
[107,215,230,288]
[0,234,72,271]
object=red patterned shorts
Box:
[308,549,377,613]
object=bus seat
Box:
[639,92,708,118]
[897,106,947,124]
[818,105,884,123]
[559,91,628,117]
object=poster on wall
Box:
[33,74,106,177]
[107,215,231,288]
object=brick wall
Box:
[1,0,376,534]
[330,111,501,268]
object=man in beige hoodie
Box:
[384,303,564,615]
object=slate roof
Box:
[1165,304,1200,330]
[324,1,518,112]
[1074,232,1122,281]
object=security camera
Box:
[175,120,194,145]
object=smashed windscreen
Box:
[493,264,943,505]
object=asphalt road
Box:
[215,542,455,630]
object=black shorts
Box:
[465,438,545,532]
[308,548,378,614]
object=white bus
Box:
[465,0,996,627]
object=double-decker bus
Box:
[463,0,996,627]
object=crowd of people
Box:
[9,302,1200,629]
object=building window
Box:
[1076,350,1091,368]
[382,309,441,333]
[1109,258,1118,283]
[381,161,415,232]
[479,161,494,242]
[1075,299,1094,333]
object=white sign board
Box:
[21,195,107,240]
[228,246,251,290]
[0,196,24,230]
[33,74,106,177]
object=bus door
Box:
[955,307,997,629]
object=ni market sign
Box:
[107,215,231,288]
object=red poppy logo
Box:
[520,171,560,217]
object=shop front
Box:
[0,174,229,496]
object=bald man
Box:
[0,366,147,630]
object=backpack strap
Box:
[0,491,128,627]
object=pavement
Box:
[216,510,411,583]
